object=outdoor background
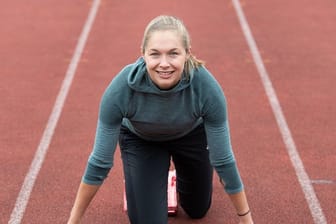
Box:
[1,0,335,223]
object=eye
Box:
[169,52,179,57]
[149,52,160,57]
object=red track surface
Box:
[1,0,335,223]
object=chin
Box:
[157,82,177,90]
[157,84,172,90]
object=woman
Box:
[68,15,254,224]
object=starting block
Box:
[123,169,178,216]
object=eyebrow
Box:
[148,48,180,52]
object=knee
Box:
[181,201,211,219]
[184,207,210,219]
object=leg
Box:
[119,126,170,224]
[169,124,213,219]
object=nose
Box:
[159,55,170,68]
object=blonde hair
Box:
[141,15,204,77]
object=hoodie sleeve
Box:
[82,68,130,185]
[200,69,244,194]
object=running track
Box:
[1,0,335,223]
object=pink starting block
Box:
[123,169,178,216]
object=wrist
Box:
[68,210,82,224]
[238,210,253,224]
[237,209,250,217]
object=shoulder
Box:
[105,58,144,95]
[191,66,228,116]
[192,66,225,96]
[100,61,139,113]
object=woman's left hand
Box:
[238,212,253,224]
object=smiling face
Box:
[142,30,190,90]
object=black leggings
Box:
[119,124,213,224]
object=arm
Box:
[67,65,132,223]
[215,163,254,223]
[200,72,253,223]
[67,182,100,224]
[206,121,254,223]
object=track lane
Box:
[241,0,336,223]
[0,1,92,223]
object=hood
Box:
[127,57,194,95]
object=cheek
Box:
[146,64,158,80]
[144,61,154,72]
[176,60,186,71]
[144,58,158,70]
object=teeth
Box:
[158,71,173,74]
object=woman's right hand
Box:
[67,217,80,224]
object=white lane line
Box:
[311,180,335,185]
[231,0,327,223]
[8,0,101,223]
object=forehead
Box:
[146,30,184,50]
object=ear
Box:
[186,47,191,59]
[140,47,145,56]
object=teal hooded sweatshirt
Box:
[83,57,243,194]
